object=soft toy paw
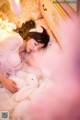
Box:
[9,70,39,101]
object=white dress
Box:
[0,32,23,77]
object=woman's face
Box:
[26,38,44,53]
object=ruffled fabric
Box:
[0,32,23,77]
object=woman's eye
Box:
[34,42,38,46]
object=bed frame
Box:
[39,0,77,47]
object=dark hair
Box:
[27,26,49,48]
[14,19,36,39]
[15,20,49,48]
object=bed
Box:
[0,0,79,120]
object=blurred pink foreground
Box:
[25,17,80,120]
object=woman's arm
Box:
[0,73,18,93]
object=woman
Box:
[0,20,49,93]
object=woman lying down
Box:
[0,18,80,120]
[0,19,50,93]
[0,19,51,118]
[13,18,80,120]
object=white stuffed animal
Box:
[9,70,39,101]
[0,70,39,111]
[9,70,39,89]
[0,69,51,120]
[11,71,52,120]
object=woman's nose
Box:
[33,47,38,52]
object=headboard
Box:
[39,0,77,47]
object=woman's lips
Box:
[30,49,33,52]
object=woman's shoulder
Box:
[5,32,23,47]
[0,32,23,54]
[7,32,23,50]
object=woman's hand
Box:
[2,78,19,93]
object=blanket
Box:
[0,66,52,120]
